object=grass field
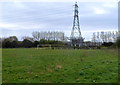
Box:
[2,48,118,83]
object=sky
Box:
[0,0,118,41]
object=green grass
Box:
[2,48,118,83]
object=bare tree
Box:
[32,31,41,41]
[104,32,108,42]
[91,32,97,42]
[100,31,106,42]
[32,31,65,41]
[91,31,120,43]
[96,32,100,42]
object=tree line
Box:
[0,36,65,48]
[91,31,120,48]
[0,31,66,48]
[0,31,120,48]
[32,31,65,41]
[91,31,120,42]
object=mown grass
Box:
[2,48,118,83]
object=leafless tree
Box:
[91,32,97,42]
[32,31,65,41]
[32,31,41,41]
[91,31,120,43]
[100,31,105,42]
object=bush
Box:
[102,42,114,47]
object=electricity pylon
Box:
[70,2,84,47]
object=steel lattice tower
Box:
[70,2,84,47]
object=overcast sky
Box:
[0,0,118,41]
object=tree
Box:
[102,42,114,47]
[2,36,18,48]
[22,36,34,42]
[7,36,18,42]
[104,32,108,42]
[100,32,105,42]
[2,39,11,48]
[33,41,39,47]
[32,31,41,41]
[32,31,65,41]
[96,32,100,42]
[22,39,33,48]
[91,32,97,42]
[107,31,112,42]
[39,39,47,44]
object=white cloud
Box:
[103,3,117,8]
[93,8,107,14]
[13,0,26,8]
[0,23,18,28]
[0,23,47,30]
[82,29,117,33]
